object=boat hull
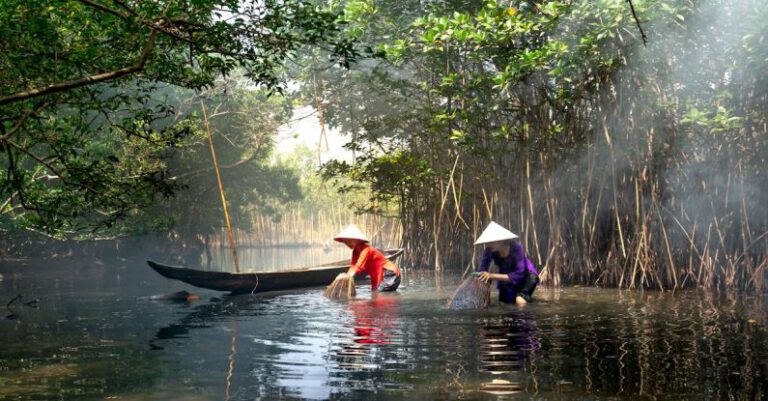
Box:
[147,248,403,294]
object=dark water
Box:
[1,252,767,401]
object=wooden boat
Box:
[147,248,404,294]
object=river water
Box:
[1,249,766,401]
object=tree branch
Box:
[0,30,157,106]
[0,193,16,215]
[5,140,66,182]
[80,0,197,45]
[0,101,53,141]
[5,140,105,201]
[626,0,648,46]
[77,0,125,19]
[170,153,258,181]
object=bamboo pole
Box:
[527,153,541,266]
[603,124,627,260]
[201,100,240,273]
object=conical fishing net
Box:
[447,273,491,309]
[324,273,356,299]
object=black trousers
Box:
[376,269,401,292]
[499,271,539,303]
[517,272,539,302]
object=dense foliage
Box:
[0,0,353,240]
[2,0,765,291]
[309,0,768,291]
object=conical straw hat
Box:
[334,224,370,243]
[474,221,518,245]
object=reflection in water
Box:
[148,295,250,350]
[333,293,401,371]
[478,312,541,395]
[351,293,400,346]
[2,259,768,401]
[223,318,239,401]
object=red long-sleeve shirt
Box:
[350,243,399,290]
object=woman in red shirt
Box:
[334,224,401,292]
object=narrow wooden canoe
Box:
[147,248,404,294]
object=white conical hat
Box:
[474,221,518,245]
[334,224,370,243]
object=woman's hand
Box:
[477,271,493,283]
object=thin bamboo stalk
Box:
[201,100,240,273]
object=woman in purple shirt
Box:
[475,222,539,305]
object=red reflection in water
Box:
[350,293,399,345]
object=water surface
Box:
[1,251,766,401]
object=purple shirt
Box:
[478,241,538,300]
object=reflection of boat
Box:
[147,248,404,294]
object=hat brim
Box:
[334,237,369,243]
[474,222,519,244]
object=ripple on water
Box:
[2,266,768,401]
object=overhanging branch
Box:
[627,0,648,46]
[170,153,258,181]
[0,30,157,106]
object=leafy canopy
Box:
[0,0,357,238]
